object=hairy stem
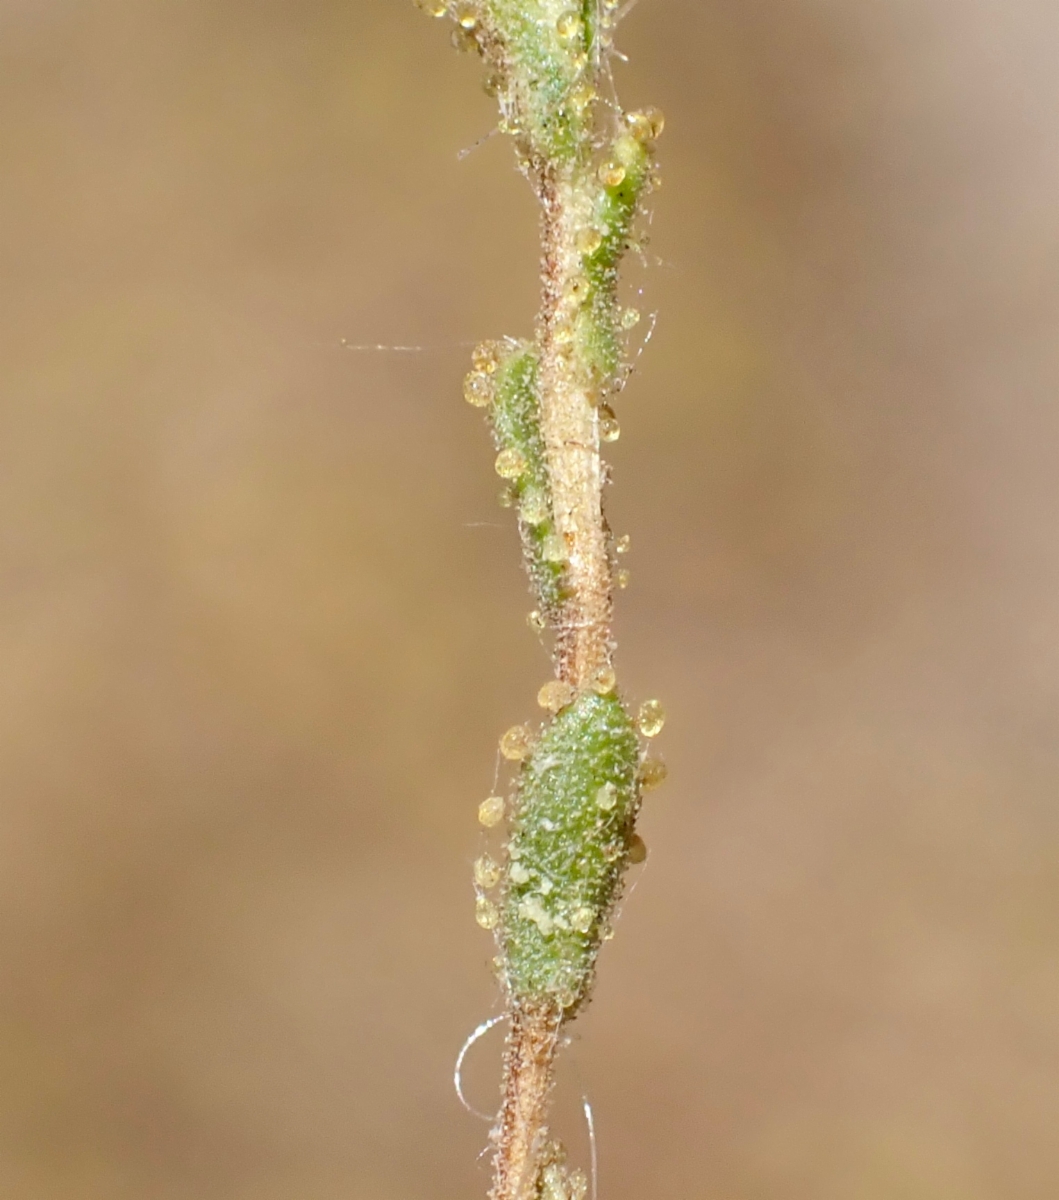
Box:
[413,2,666,1196]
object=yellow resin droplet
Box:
[620,306,641,330]
[478,795,505,826]
[520,490,549,525]
[643,106,666,139]
[637,698,666,737]
[616,534,631,555]
[599,404,620,443]
[627,834,648,865]
[624,109,655,144]
[541,532,567,563]
[598,160,626,188]
[500,724,533,760]
[527,609,546,632]
[537,679,577,713]
[576,226,603,256]
[414,0,447,16]
[454,1,478,28]
[638,757,668,791]
[474,854,502,889]
[555,10,581,38]
[571,906,594,933]
[476,896,500,929]
[590,665,617,694]
[450,26,476,51]
[464,370,493,406]
[495,448,527,479]
[616,568,631,589]
[472,340,500,373]
[596,782,618,811]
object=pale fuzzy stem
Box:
[538,168,614,689]
[490,1003,562,1200]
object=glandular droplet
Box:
[475,896,500,929]
[537,679,576,713]
[591,665,617,694]
[637,698,666,737]
[495,448,527,479]
[472,340,500,373]
[627,834,648,864]
[624,109,655,143]
[616,568,631,589]
[556,10,581,38]
[598,160,626,188]
[599,404,620,442]
[638,758,668,791]
[474,854,502,888]
[595,782,618,811]
[478,795,505,826]
[450,26,476,51]
[414,0,447,16]
[576,227,603,256]
[571,906,594,933]
[620,306,641,330]
[464,370,493,407]
[454,0,478,28]
[500,724,533,760]
[527,609,546,632]
[616,534,631,555]
[643,106,666,139]
[520,490,549,525]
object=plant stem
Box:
[413,3,666,1196]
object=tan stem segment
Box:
[537,168,614,689]
[490,1003,563,1200]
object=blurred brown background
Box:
[1,0,1057,1196]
